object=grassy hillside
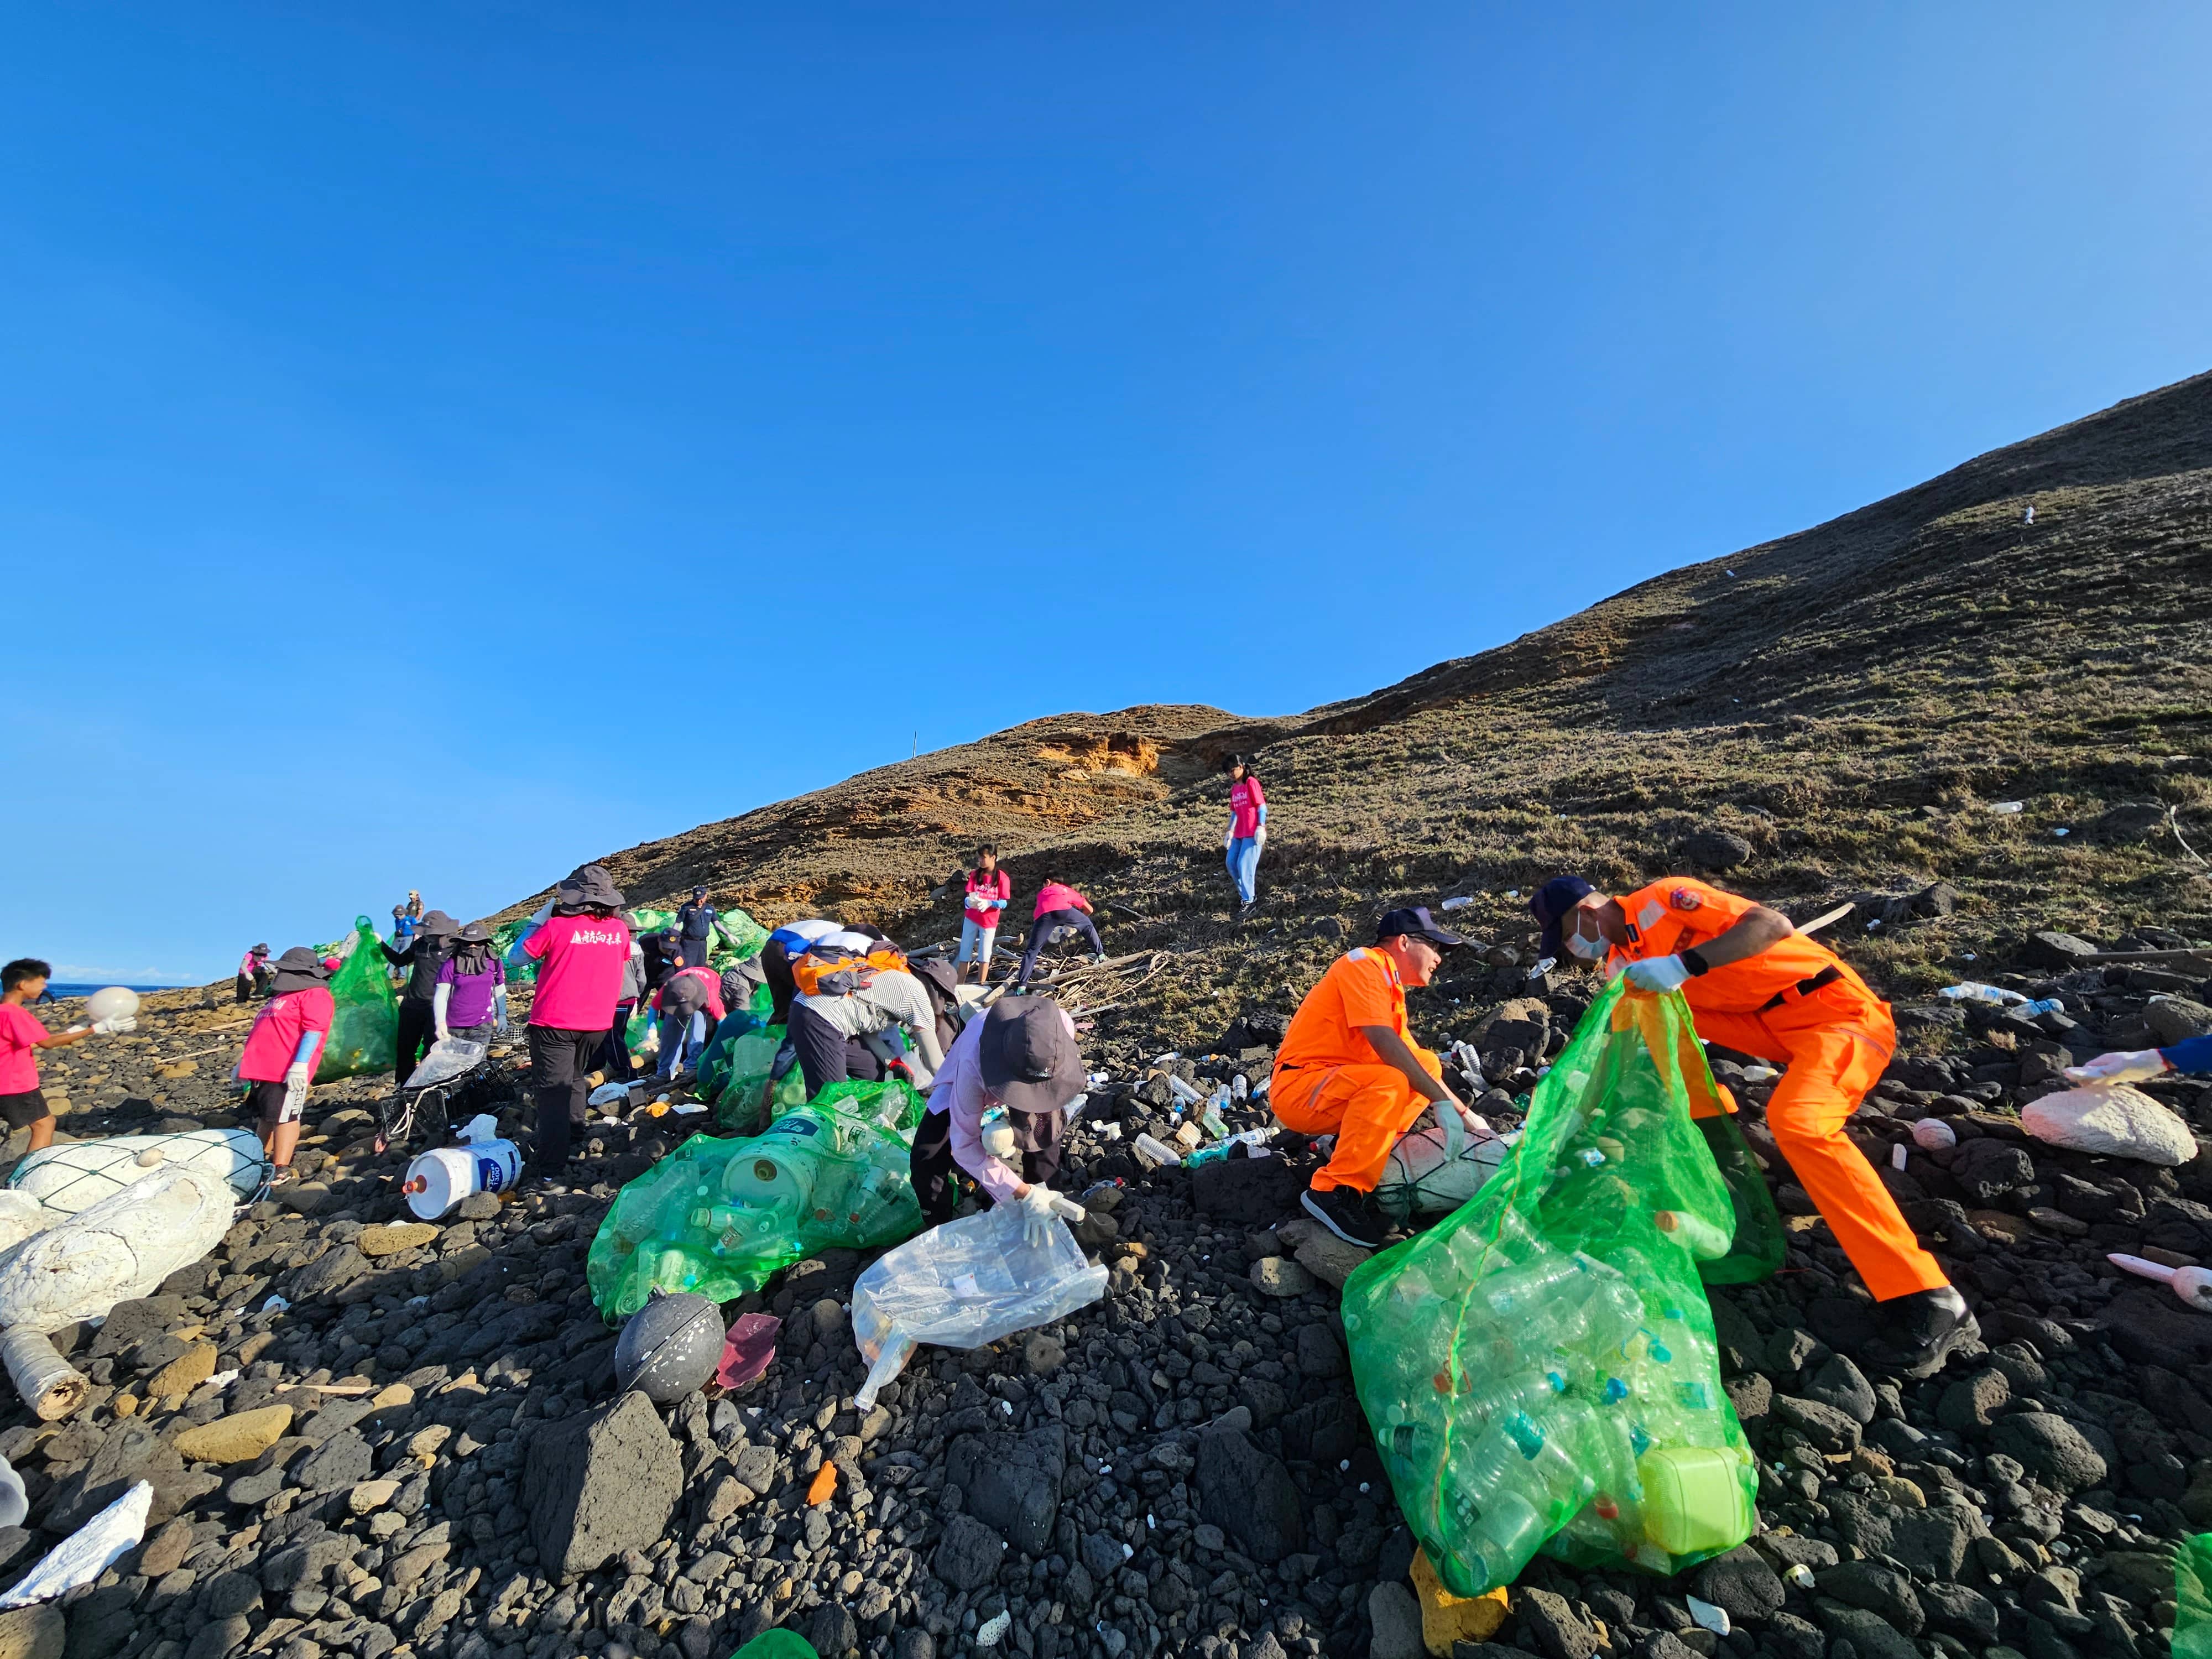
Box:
[561,369,2212,1055]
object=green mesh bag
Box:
[586,1091,925,1318]
[624,905,768,972]
[1692,1112,1787,1285]
[314,917,400,1083]
[491,918,536,986]
[1342,980,1758,1598]
[697,1010,768,1105]
[2178,1533,2212,1659]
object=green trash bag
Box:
[624,905,769,971]
[1692,1112,1787,1285]
[586,1087,926,1318]
[312,917,399,1083]
[698,1011,769,1104]
[1342,979,1758,1599]
[729,1632,820,1659]
[491,917,536,986]
[2178,1533,2212,1659]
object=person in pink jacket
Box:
[956,845,1011,984]
[1014,877,1106,988]
[235,947,335,1182]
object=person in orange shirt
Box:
[1530,874,1975,1378]
[1271,906,1488,1248]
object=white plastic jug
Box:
[402,1136,521,1219]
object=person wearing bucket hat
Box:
[518,864,632,1188]
[434,921,507,1046]
[382,909,462,1088]
[1271,906,1484,1249]
[235,947,335,1182]
[235,942,273,1004]
[1533,872,1972,1377]
[910,995,1087,1240]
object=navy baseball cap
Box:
[1529,876,1596,958]
[1375,906,1467,951]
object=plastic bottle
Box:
[1232,1073,1249,1101]
[1653,1209,1732,1261]
[1132,1133,1179,1170]
[1165,1075,1206,1106]
[1445,1406,1598,1589]
[1184,1128,1279,1166]
[1936,981,2028,1006]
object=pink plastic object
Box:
[715,1313,783,1391]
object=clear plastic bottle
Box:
[1653,1209,1732,1260]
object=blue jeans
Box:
[956,917,999,968]
[1227,837,1261,904]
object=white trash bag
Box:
[1374,1104,1512,1219]
[0,1479,149,1608]
[403,1037,488,1093]
[851,1202,1108,1411]
[8,1128,267,1215]
[0,1166,236,1334]
[2021,1084,2197,1167]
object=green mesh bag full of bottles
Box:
[1342,979,1761,1598]
[586,1077,928,1318]
[314,917,400,1083]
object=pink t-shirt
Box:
[237,987,335,1084]
[1230,776,1267,839]
[1033,882,1086,920]
[524,912,634,1032]
[964,868,1011,928]
[0,1004,49,1095]
[651,964,727,1023]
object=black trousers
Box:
[680,936,713,969]
[790,1003,885,1099]
[1016,909,1104,986]
[235,974,253,1004]
[395,998,439,1089]
[596,1000,636,1078]
[909,1106,1063,1228]
[528,1024,606,1172]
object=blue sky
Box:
[7,5,2210,985]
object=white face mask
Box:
[1564,924,1605,961]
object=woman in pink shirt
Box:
[1014,875,1105,988]
[234,947,336,1182]
[512,863,632,1188]
[956,844,1011,985]
[1224,753,1269,919]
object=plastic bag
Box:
[1342,980,1758,1598]
[400,1037,487,1093]
[697,1011,770,1106]
[8,1128,267,1214]
[586,1084,926,1318]
[851,1202,1108,1411]
[2177,1531,2212,1659]
[0,1478,149,1608]
[316,916,399,1082]
[626,906,769,972]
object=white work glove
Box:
[285,1062,311,1092]
[1253,828,1265,851]
[1624,956,1694,993]
[1017,1182,1061,1249]
[2064,1048,2170,1085]
[89,1016,136,1036]
[1224,830,1234,851]
[494,986,511,1034]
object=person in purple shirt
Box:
[2068,1034,2212,1084]
[434,922,508,1045]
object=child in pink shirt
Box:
[1015,877,1105,987]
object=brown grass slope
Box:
[562,369,2212,1053]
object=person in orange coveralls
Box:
[1530,874,1977,1377]
[1271,906,1490,1250]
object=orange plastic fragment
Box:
[807,1462,838,1506]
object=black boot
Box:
[1858,1286,1980,1378]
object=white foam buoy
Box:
[85,988,139,1025]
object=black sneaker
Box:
[1858,1286,1981,1378]
[1302,1185,1385,1250]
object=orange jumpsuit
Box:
[1610,878,1945,1302]
[1270,947,1445,1193]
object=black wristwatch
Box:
[1680,947,1712,977]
